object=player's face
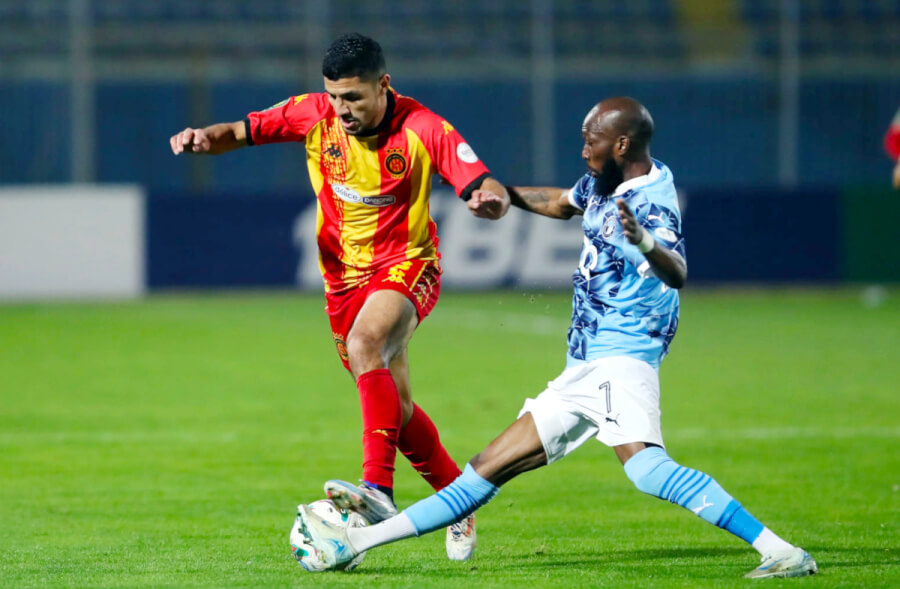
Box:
[581,106,611,173]
[581,104,623,195]
[582,114,623,195]
[324,74,390,135]
[582,128,613,175]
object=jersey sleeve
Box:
[633,197,686,261]
[567,175,592,211]
[413,112,491,200]
[244,93,329,146]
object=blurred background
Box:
[1,0,899,298]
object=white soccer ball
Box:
[289,499,367,572]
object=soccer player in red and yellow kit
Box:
[169,33,510,561]
[885,106,900,190]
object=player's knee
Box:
[346,330,381,355]
[346,330,386,370]
[623,446,677,497]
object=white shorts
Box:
[518,356,664,464]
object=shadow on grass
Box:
[799,545,900,569]
[317,545,900,586]
[503,547,749,571]
[355,545,900,578]
[505,545,896,567]
[355,547,750,577]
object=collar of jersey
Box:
[611,161,662,197]
[355,90,396,137]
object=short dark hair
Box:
[322,33,386,81]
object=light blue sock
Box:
[624,446,765,544]
[403,463,500,535]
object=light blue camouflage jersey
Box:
[565,159,686,370]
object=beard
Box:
[590,158,623,197]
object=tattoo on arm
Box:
[508,187,553,213]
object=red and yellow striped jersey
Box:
[245,90,490,293]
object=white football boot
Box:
[445,513,477,561]
[296,504,359,571]
[324,480,398,524]
[290,508,328,572]
[745,547,817,579]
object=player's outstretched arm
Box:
[506,186,580,219]
[617,199,687,289]
[466,176,511,220]
[169,121,247,155]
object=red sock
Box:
[398,403,462,490]
[357,368,401,489]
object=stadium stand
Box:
[0,0,897,186]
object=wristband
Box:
[637,228,656,253]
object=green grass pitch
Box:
[1,288,898,588]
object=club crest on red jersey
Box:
[384,148,408,178]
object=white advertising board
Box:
[0,185,145,300]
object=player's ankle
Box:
[363,480,394,501]
[751,527,795,556]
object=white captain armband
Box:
[637,228,656,253]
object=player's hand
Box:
[170,128,211,154]
[467,189,510,220]
[616,199,644,245]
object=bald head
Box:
[580,97,655,193]
[583,97,654,156]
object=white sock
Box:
[347,513,417,553]
[751,527,795,555]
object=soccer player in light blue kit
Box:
[296,97,817,579]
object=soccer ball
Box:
[290,499,367,572]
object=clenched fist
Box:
[170,128,211,154]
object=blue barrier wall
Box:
[680,188,841,283]
[145,187,845,290]
[147,194,307,287]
